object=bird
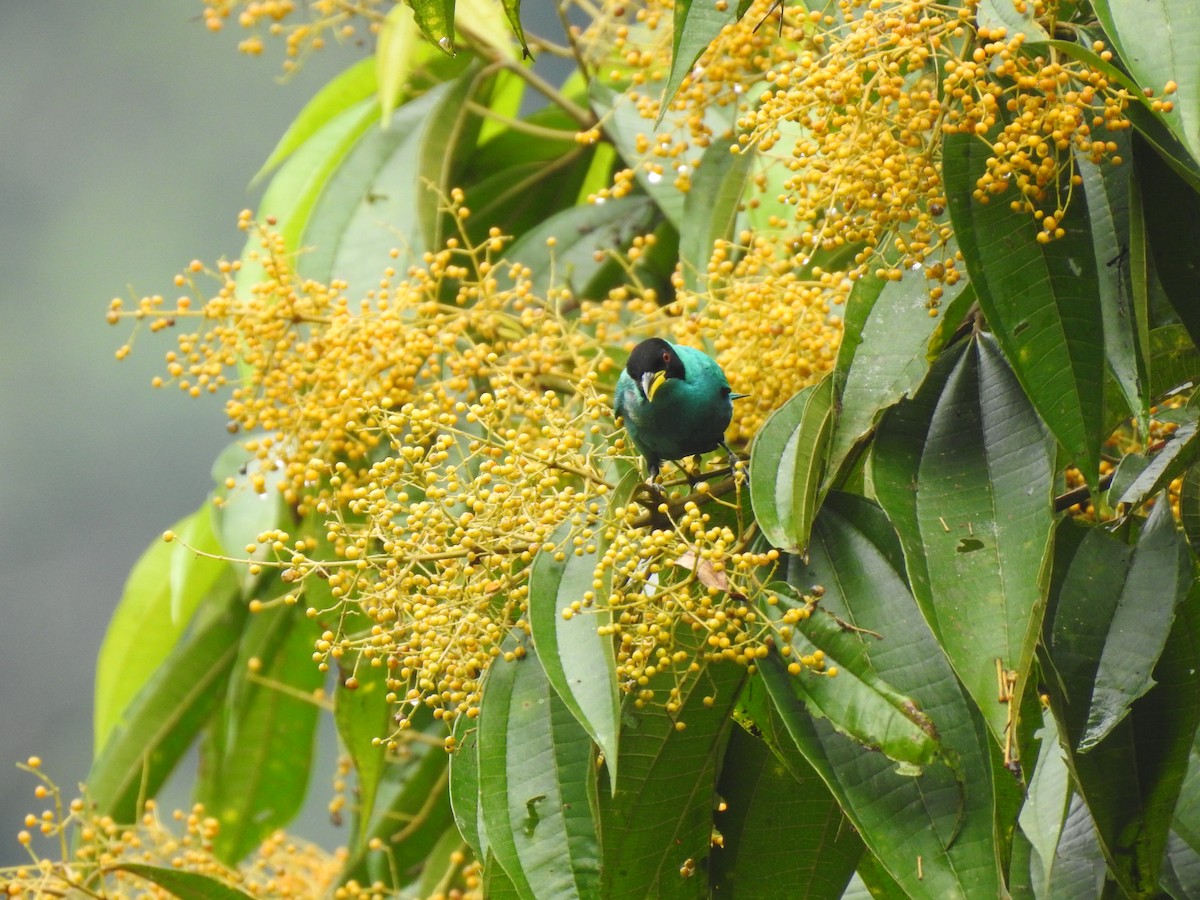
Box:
[613,338,743,481]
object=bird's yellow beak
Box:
[643,370,668,402]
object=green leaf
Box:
[88,594,248,821]
[498,0,531,58]
[1134,133,1200,349]
[1018,710,1073,898]
[450,713,487,861]
[94,504,235,752]
[195,599,324,863]
[253,58,377,184]
[709,724,861,896]
[748,375,835,554]
[301,70,480,288]
[1076,128,1147,429]
[477,637,601,899]
[975,0,1049,42]
[529,469,640,789]
[661,0,737,120]
[678,139,753,294]
[411,0,457,55]
[1046,502,1192,753]
[210,443,288,595]
[597,644,746,899]
[1044,514,1200,895]
[769,493,1009,897]
[504,195,659,302]
[873,334,1055,748]
[341,707,455,888]
[944,129,1105,483]
[759,582,942,773]
[333,652,392,851]
[1111,417,1200,511]
[829,253,974,479]
[377,3,424,127]
[1149,325,1200,401]
[107,864,256,900]
[1092,0,1200,167]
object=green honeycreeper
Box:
[613,338,743,480]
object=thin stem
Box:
[464,101,581,141]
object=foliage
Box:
[8,0,1200,897]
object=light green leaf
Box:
[873,334,1054,748]
[377,4,423,127]
[1092,0,1200,167]
[944,129,1105,482]
[829,252,973,479]
[975,0,1049,42]
[1018,711,1072,898]
[477,637,601,899]
[253,58,377,184]
[411,0,457,55]
[748,375,835,554]
[679,139,753,293]
[88,594,248,820]
[449,713,487,861]
[95,504,235,752]
[529,469,640,789]
[1111,418,1200,511]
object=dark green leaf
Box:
[107,864,256,900]
[1045,514,1200,895]
[88,594,248,821]
[944,129,1105,482]
[1135,133,1200,348]
[477,637,601,899]
[709,725,861,896]
[873,334,1055,747]
[195,600,324,863]
[1149,325,1200,401]
[766,493,1009,896]
[748,375,835,554]
[1111,417,1200,511]
[529,469,640,788]
[597,641,745,899]
[759,582,942,773]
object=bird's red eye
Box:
[662,352,670,364]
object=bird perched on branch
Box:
[613,338,744,481]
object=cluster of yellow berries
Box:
[4,760,352,899]
[201,0,381,65]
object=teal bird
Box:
[613,338,742,481]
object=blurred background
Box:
[0,2,361,862]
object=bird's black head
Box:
[626,338,685,402]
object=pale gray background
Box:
[0,1,360,862]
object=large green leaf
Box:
[1092,0,1200,168]
[944,130,1105,482]
[1044,512,1200,895]
[449,711,487,861]
[477,637,601,899]
[597,645,746,899]
[94,504,236,752]
[529,469,640,788]
[709,724,861,896]
[1017,710,1078,898]
[766,493,1009,897]
[759,582,942,773]
[195,599,324,863]
[829,252,974,479]
[87,594,248,821]
[748,375,835,554]
[873,334,1055,748]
